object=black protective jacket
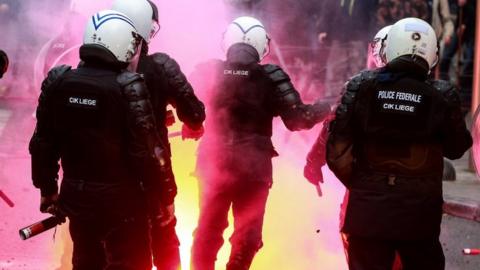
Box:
[137,50,205,207]
[326,58,472,239]
[196,44,330,183]
[29,57,173,218]
[138,51,205,152]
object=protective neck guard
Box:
[79,44,128,71]
[387,55,429,80]
[226,43,260,65]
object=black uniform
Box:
[326,57,472,270]
[29,47,171,270]
[191,44,330,270]
[136,45,205,270]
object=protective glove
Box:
[181,124,204,141]
[40,193,59,215]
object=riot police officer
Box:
[325,18,472,269]
[29,10,170,270]
[0,50,8,78]
[111,1,206,269]
[190,16,330,270]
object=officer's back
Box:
[326,18,472,270]
[209,44,277,142]
[51,61,134,185]
[199,43,329,149]
[342,59,468,239]
[29,10,159,270]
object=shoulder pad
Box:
[262,64,290,83]
[150,52,171,66]
[116,71,144,87]
[151,52,184,77]
[345,69,377,93]
[428,79,455,94]
[41,65,71,91]
[262,64,281,73]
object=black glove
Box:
[40,193,58,214]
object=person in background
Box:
[439,0,476,113]
[317,0,378,100]
[0,50,8,78]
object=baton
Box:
[168,131,182,138]
[19,215,64,240]
[316,183,323,197]
[0,189,14,207]
[463,249,480,255]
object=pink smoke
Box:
[0,1,348,269]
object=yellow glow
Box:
[170,122,348,270]
[52,122,347,270]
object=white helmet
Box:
[223,16,270,60]
[111,0,159,43]
[385,17,438,69]
[371,25,391,68]
[83,10,141,62]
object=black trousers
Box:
[69,215,151,270]
[191,180,270,270]
[151,216,181,270]
[346,235,445,270]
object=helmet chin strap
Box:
[260,35,271,60]
[379,35,388,65]
[430,41,440,69]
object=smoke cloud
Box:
[0,0,354,269]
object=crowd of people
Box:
[227,0,476,110]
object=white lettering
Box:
[395,92,422,103]
[224,69,249,76]
[382,103,415,113]
[69,97,97,107]
[378,90,396,99]
[378,90,422,103]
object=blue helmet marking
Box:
[91,12,137,31]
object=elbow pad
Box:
[282,101,331,131]
[264,64,330,130]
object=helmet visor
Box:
[126,31,143,62]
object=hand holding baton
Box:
[19,213,66,240]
